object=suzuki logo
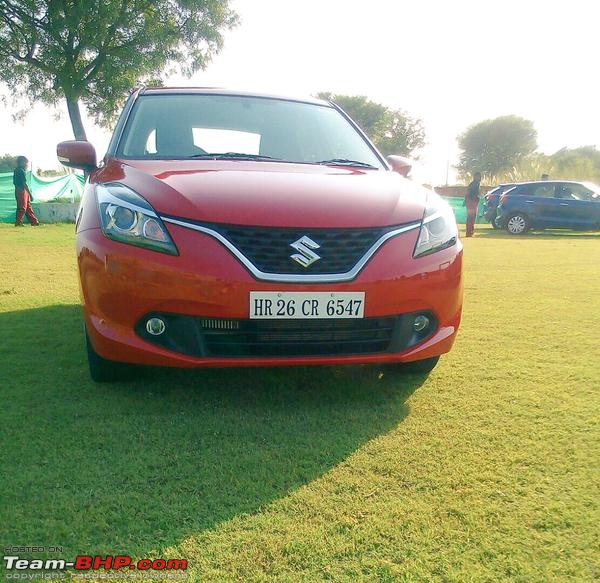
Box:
[290,235,321,268]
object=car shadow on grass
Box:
[0,304,428,557]
[471,227,600,240]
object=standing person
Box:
[464,171,481,237]
[13,156,40,227]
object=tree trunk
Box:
[65,95,87,141]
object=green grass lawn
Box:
[0,223,599,582]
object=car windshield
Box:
[117,93,385,169]
[583,182,600,197]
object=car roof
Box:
[511,180,584,186]
[137,86,331,107]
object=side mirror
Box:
[387,155,412,177]
[57,141,97,172]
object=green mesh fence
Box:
[1,171,486,224]
[0,171,85,222]
[446,195,487,224]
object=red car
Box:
[57,88,463,382]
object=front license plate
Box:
[250,292,365,319]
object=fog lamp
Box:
[413,315,430,332]
[146,317,166,336]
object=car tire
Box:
[397,356,440,374]
[491,213,501,229]
[505,213,530,235]
[85,329,134,383]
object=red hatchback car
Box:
[57,88,463,382]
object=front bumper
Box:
[483,206,497,222]
[495,208,509,228]
[78,222,463,368]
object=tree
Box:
[317,93,425,157]
[0,1,238,140]
[481,146,600,185]
[457,115,537,179]
[549,146,600,181]
[0,154,18,173]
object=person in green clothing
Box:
[13,156,40,226]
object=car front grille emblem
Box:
[289,235,321,268]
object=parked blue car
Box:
[495,181,600,234]
[483,184,516,228]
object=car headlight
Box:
[96,183,178,255]
[413,195,458,258]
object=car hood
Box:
[95,159,428,228]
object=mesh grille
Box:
[203,222,392,274]
[199,317,396,357]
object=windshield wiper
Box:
[190,153,377,168]
[315,158,378,169]
[191,152,281,161]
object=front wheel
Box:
[85,330,135,383]
[505,213,530,235]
